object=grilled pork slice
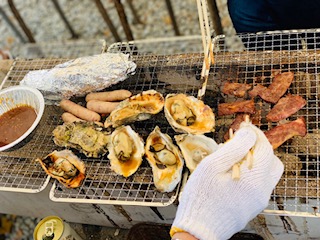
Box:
[221,82,252,98]
[264,117,306,149]
[250,72,294,103]
[218,100,255,116]
[266,95,306,122]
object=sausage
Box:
[85,90,132,102]
[60,99,101,122]
[61,112,84,123]
[62,112,104,126]
[86,100,119,114]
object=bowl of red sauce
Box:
[0,86,45,151]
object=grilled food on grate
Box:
[107,125,145,178]
[36,149,86,188]
[104,90,164,128]
[52,122,111,158]
[164,93,215,135]
[20,53,136,101]
[145,126,184,192]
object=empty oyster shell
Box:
[164,93,215,134]
[145,126,184,192]
[108,125,145,177]
[53,122,111,158]
[104,90,164,128]
[175,134,218,172]
[36,149,86,188]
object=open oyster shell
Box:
[36,149,86,188]
[175,134,218,173]
[104,90,164,128]
[164,93,215,134]
[108,125,145,177]
[145,126,184,192]
[53,122,111,158]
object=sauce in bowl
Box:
[0,105,37,147]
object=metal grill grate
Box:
[212,29,320,216]
[2,31,320,212]
[0,36,203,206]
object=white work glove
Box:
[171,122,284,240]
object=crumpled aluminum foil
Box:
[20,53,136,102]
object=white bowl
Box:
[0,86,45,151]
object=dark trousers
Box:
[228,0,320,33]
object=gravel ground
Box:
[0,0,236,58]
[0,1,236,239]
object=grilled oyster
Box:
[145,126,184,192]
[175,134,218,172]
[36,149,86,188]
[108,125,145,177]
[104,90,164,128]
[164,93,215,134]
[53,122,111,158]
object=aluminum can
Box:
[33,216,83,240]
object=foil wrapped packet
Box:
[20,53,136,102]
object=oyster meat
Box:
[108,125,145,177]
[53,122,111,158]
[164,93,215,134]
[104,90,164,128]
[145,126,184,192]
[36,149,86,188]
[175,134,218,172]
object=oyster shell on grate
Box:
[164,93,215,134]
[36,149,86,188]
[104,90,164,128]
[175,134,218,173]
[145,126,184,192]
[108,125,145,177]
[53,122,111,158]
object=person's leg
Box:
[227,0,279,33]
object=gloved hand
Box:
[171,122,284,240]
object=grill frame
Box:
[0,36,203,207]
[1,31,320,213]
[211,29,320,217]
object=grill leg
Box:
[127,0,142,24]
[207,0,223,36]
[51,0,79,39]
[0,6,26,43]
[7,0,35,43]
[164,0,181,36]
[94,0,122,42]
[114,0,134,41]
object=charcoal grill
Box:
[1,30,320,215]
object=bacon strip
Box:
[264,117,307,149]
[249,72,294,102]
[257,72,294,103]
[218,100,255,116]
[266,95,306,122]
[221,82,252,98]
[249,84,266,98]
